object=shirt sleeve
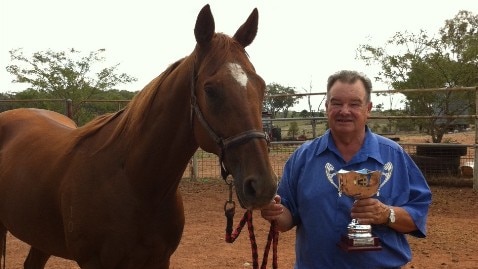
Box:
[400,152,432,238]
[377,136,432,239]
[277,147,304,227]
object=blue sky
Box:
[1,0,477,110]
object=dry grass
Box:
[391,130,476,144]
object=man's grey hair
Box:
[326,70,373,102]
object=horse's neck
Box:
[79,60,198,194]
[122,63,198,176]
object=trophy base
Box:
[337,235,382,252]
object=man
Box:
[261,70,432,268]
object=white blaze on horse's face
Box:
[228,62,248,88]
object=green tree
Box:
[287,121,299,139]
[263,82,302,118]
[374,103,384,112]
[357,10,478,142]
[73,89,137,125]
[6,48,137,102]
[0,92,18,113]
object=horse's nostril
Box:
[243,178,257,198]
[240,176,277,209]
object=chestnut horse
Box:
[0,5,277,269]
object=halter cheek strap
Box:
[190,64,278,269]
[190,69,270,180]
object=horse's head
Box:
[190,5,277,209]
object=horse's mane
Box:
[110,58,186,141]
[71,58,185,152]
[71,33,248,154]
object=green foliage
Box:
[299,109,308,117]
[357,10,478,143]
[264,82,302,118]
[287,121,299,139]
[374,103,384,112]
[73,89,137,125]
[6,48,137,101]
[4,48,138,125]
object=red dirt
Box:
[4,132,478,268]
[4,180,477,269]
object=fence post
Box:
[190,151,198,181]
[65,99,73,118]
[474,87,478,191]
[311,119,317,138]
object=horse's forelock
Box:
[198,34,250,74]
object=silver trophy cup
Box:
[336,169,383,252]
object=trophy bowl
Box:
[336,169,383,252]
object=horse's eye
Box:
[204,86,223,112]
[205,86,220,99]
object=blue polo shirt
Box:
[278,127,432,269]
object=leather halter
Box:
[190,67,270,180]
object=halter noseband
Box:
[190,69,270,180]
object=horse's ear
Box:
[233,8,258,48]
[194,4,215,46]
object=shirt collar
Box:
[316,126,384,164]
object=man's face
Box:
[325,80,372,135]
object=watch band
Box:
[387,207,396,225]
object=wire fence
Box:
[183,142,475,183]
[1,88,477,188]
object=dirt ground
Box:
[4,180,477,269]
[4,131,478,268]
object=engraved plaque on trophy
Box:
[325,163,393,252]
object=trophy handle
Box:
[325,163,341,196]
[377,162,393,196]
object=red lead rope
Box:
[225,207,279,269]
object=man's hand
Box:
[260,195,294,232]
[350,198,389,225]
[260,195,283,222]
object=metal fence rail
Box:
[184,142,475,181]
[1,95,477,188]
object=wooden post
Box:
[190,151,198,181]
[311,119,317,138]
[474,87,478,191]
[65,99,73,118]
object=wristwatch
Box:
[388,207,396,225]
